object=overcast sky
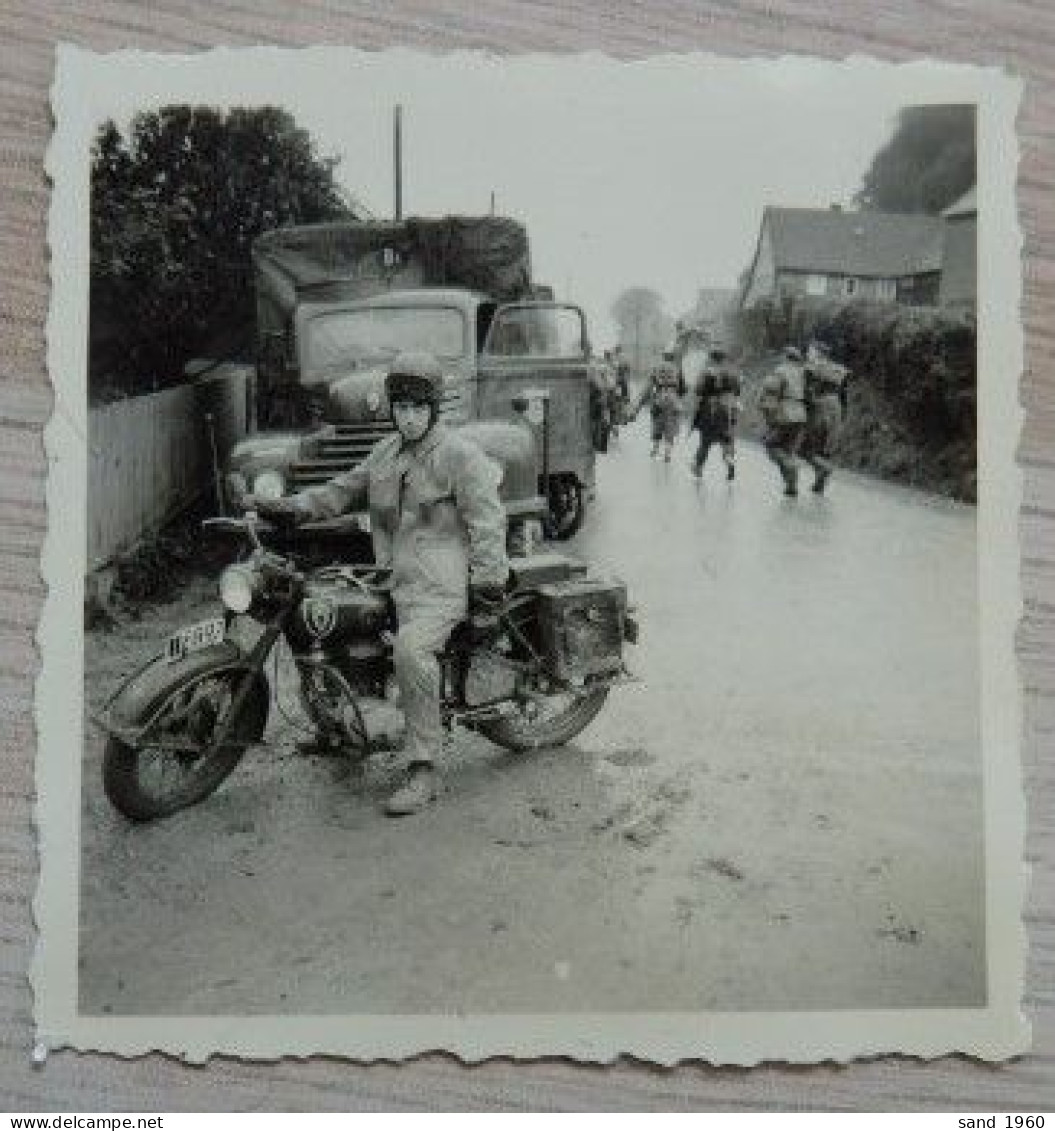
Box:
[84,47,982,349]
[283,52,933,348]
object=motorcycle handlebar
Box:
[203,513,303,581]
[203,514,388,592]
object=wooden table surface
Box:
[2,1,1052,1111]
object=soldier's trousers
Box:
[692,423,735,472]
[801,422,836,479]
[391,603,464,767]
[764,423,805,490]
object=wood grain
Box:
[2,0,1053,1110]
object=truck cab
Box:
[225,218,599,554]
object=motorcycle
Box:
[96,513,638,821]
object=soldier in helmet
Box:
[634,347,686,461]
[758,345,808,496]
[690,345,742,482]
[245,351,510,817]
[801,339,850,494]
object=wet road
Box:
[79,419,984,1016]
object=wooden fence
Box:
[87,364,254,571]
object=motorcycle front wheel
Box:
[103,669,269,821]
[476,686,608,753]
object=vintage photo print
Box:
[36,45,1026,1062]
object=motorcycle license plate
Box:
[165,617,225,663]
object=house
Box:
[938,186,977,311]
[739,205,947,309]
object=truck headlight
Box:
[219,564,258,614]
[251,469,285,500]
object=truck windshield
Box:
[304,306,467,371]
[484,305,586,359]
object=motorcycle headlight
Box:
[219,564,258,614]
[251,469,285,500]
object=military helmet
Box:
[385,351,444,406]
[710,345,727,362]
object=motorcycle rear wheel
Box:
[103,670,268,821]
[476,686,608,753]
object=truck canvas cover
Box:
[253,216,532,340]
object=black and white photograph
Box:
[36,45,1025,1062]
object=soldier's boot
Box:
[384,761,438,817]
[650,440,660,458]
[780,459,798,497]
[663,440,673,463]
[812,458,831,494]
[724,454,735,482]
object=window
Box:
[843,277,858,297]
[304,306,467,372]
[806,274,827,296]
[484,305,586,359]
[875,278,896,301]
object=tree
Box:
[610,287,674,375]
[855,104,975,215]
[90,105,354,397]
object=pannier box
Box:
[537,576,627,682]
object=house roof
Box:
[763,206,945,278]
[943,186,977,217]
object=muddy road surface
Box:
[80,421,984,1015]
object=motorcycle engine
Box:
[289,576,393,742]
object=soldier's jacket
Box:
[805,357,849,429]
[759,361,807,426]
[298,423,509,608]
[693,365,742,429]
[635,364,684,418]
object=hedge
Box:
[737,294,975,452]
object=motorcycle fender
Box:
[103,641,268,737]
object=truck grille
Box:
[288,423,395,489]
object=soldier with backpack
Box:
[690,346,742,482]
[758,345,808,497]
[633,348,686,462]
[801,340,850,495]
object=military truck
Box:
[225,217,597,551]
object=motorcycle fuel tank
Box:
[285,578,390,651]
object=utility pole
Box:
[393,104,403,221]
[634,309,642,378]
[489,190,495,216]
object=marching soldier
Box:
[690,346,742,482]
[758,345,808,497]
[634,348,686,462]
[801,340,850,494]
